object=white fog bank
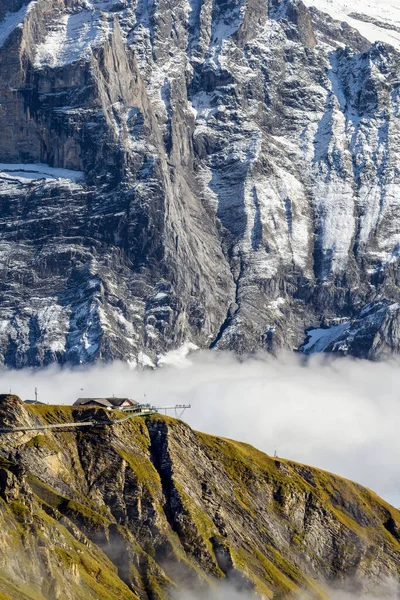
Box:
[0,351,399,507]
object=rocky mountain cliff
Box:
[0,0,400,365]
[1,393,400,599]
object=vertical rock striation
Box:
[0,0,400,364]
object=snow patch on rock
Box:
[302,322,351,353]
[0,164,85,183]
[0,2,34,48]
[303,0,400,48]
[34,7,113,68]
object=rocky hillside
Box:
[0,0,400,365]
[0,394,400,599]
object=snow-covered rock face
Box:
[0,0,400,366]
[303,0,400,49]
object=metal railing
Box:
[121,404,191,418]
[0,404,191,434]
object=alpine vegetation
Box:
[1,392,400,600]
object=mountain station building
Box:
[73,397,139,410]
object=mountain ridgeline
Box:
[0,0,400,366]
[0,394,400,599]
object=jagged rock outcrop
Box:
[0,0,400,365]
[0,395,400,599]
[300,299,400,359]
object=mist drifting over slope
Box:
[1,351,399,507]
[173,581,400,600]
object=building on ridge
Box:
[73,397,139,410]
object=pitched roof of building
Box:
[105,397,139,407]
[74,397,139,408]
[74,398,112,408]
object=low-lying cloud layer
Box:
[1,351,399,507]
[172,578,400,599]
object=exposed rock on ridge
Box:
[1,395,400,599]
[0,0,400,364]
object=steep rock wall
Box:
[0,0,399,364]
